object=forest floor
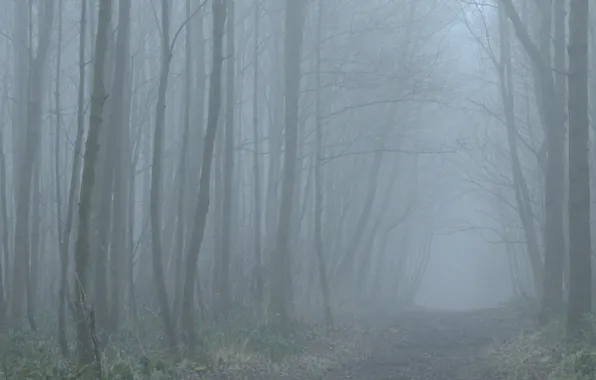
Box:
[314,307,531,380]
[0,305,540,379]
[195,306,533,380]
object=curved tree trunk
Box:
[497,4,544,298]
[182,0,227,358]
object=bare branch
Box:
[169,0,209,52]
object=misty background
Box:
[0,0,593,373]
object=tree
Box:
[314,0,334,328]
[567,0,591,339]
[499,0,566,318]
[219,0,235,317]
[108,0,132,333]
[54,0,68,356]
[74,0,112,368]
[172,0,196,326]
[182,0,227,358]
[150,0,179,357]
[11,0,55,326]
[251,0,264,310]
[269,0,307,328]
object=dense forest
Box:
[0,0,594,379]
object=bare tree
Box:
[11,0,55,326]
[182,0,227,358]
[108,0,132,333]
[74,0,112,368]
[150,0,180,357]
[269,0,307,328]
[251,0,264,310]
[499,0,565,319]
[219,0,235,317]
[53,0,67,356]
[567,0,591,338]
[314,0,333,328]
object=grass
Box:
[487,309,596,380]
[0,309,370,380]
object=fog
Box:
[0,0,593,374]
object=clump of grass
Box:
[0,309,371,380]
[489,315,596,380]
[488,321,563,380]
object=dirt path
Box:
[318,308,529,380]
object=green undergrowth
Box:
[0,310,362,380]
[488,314,596,380]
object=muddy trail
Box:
[318,307,531,380]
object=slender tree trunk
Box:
[59,0,87,358]
[219,0,235,318]
[251,0,264,310]
[173,0,194,327]
[91,10,116,327]
[11,0,54,325]
[498,1,546,298]
[314,0,333,329]
[182,0,227,358]
[567,0,591,339]
[540,0,566,321]
[109,0,132,333]
[54,0,67,355]
[75,0,112,368]
[0,81,7,331]
[269,0,307,328]
[150,0,179,358]
[27,157,40,332]
[333,150,383,285]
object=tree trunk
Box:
[314,0,333,329]
[11,0,54,325]
[27,158,40,332]
[540,0,566,322]
[54,0,66,355]
[333,150,383,286]
[499,0,547,298]
[567,0,591,339]
[181,0,227,358]
[173,0,194,327]
[269,0,307,328]
[150,0,179,358]
[74,0,112,368]
[108,0,132,333]
[219,0,235,317]
[59,0,87,358]
[0,76,7,331]
[251,0,264,311]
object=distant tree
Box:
[219,0,235,317]
[11,0,55,327]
